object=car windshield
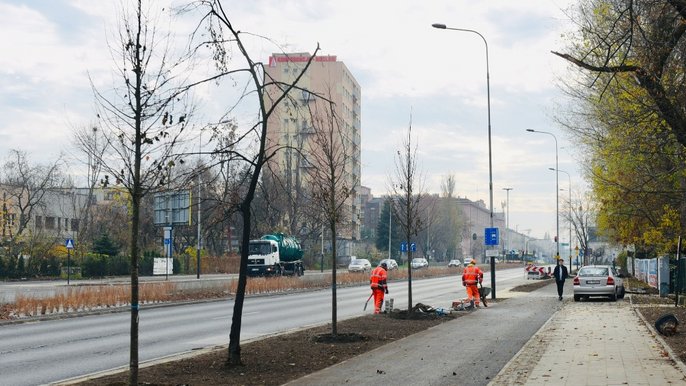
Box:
[248,242,272,255]
[579,267,609,277]
[351,260,368,265]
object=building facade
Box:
[264,52,362,240]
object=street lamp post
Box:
[502,187,512,261]
[550,168,573,271]
[527,129,559,260]
[433,23,496,299]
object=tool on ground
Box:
[363,292,373,311]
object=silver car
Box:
[573,265,625,301]
[347,258,371,272]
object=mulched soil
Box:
[633,292,686,364]
[78,310,464,386]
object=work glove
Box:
[385,288,389,294]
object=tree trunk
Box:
[227,205,250,365]
[331,222,337,337]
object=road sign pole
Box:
[67,248,70,285]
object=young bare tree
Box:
[198,0,320,365]
[304,97,357,337]
[88,1,197,383]
[389,120,426,311]
[72,126,108,253]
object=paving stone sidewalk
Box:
[489,300,686,386]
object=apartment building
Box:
[264,52,362,240]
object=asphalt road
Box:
[0,267,535,385]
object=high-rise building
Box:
[264,53,361,240]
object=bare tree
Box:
[304,96,357,337]
[562,192,596,266]
[198,0,320,365]
[389,119,426,311]
[73,125,108,253]
[87,1,197,383]
[1,150,64,255]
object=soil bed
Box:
[78,311,464,386]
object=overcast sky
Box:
[0,0,583,242]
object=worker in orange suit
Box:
[462,258,484,308]
[369,262,389,314]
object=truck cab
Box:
[247,239,280,275]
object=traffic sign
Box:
[400,242,407,252]
[484,228,499,246]
[410,243,416,252]
[65,239,75,249]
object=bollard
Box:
[384,298,394,312]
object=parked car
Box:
[348,258,372,272]
[573,265,625,301]
[411,258,429,269]
[447,259,461,267]
[463,259,476,267]
[379,258,399,270]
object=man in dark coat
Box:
[553,257,569,301]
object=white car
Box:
[379,258,399,270]
[411,258,429,269]
[348,258,372,272]
[447,259,461,267]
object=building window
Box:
[45,217,55,230]
[71,219,79,232]
[35,216,43,229]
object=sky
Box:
[0,0,584,242]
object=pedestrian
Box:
[462,258,484,308]
[369,262,389,314]
[553,257,569,300]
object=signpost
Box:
[65,238,74,285]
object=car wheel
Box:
[574,294,580,302]
[618,286,625,299]
[610,292,617,301]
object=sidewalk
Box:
[285,283,686,386]
[490,299,686,385]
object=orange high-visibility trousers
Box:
[466,285,480,306]
[372,289,385,314]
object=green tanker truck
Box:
[247,233,305,276]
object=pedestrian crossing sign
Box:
[65,239,74,249]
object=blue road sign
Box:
[410,243,416,252]
[400,242,407,252]
[485,228,499,246]
[65,239,75,249]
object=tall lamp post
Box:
[550,167,573,270]
[432,23,496,299]
[527,129,559,260]
[502,187,512,261]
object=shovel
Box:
[363,293,373,311]
[479,282,488,308]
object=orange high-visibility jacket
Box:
[370,266,387,290]
[462,265,483,285]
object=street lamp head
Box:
[526,129,535,132]
[432,23,447,29]
[548,167,555,171]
